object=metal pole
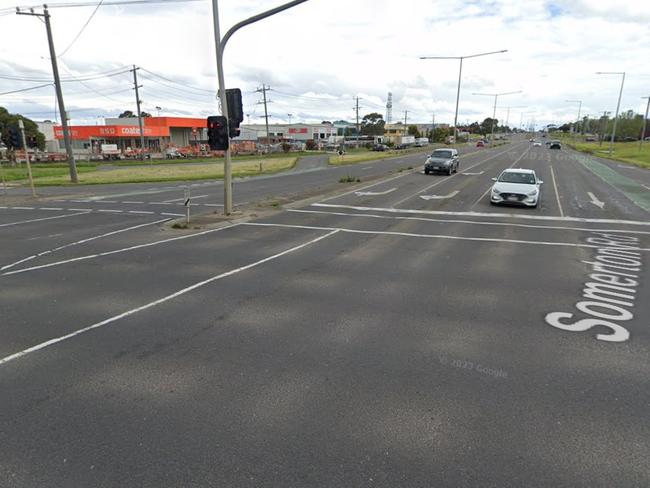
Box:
[640,97,649,152]
[609,72,625,155]
[453,57,463,142]
[576,101,582,141]
[132,65,146,161]
[262,85,270,153]
[355,96,360,140]
[18,119,36,197]
[212,0,232,215]
[490,95,498,146]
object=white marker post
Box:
[18,119,36,197]
[184,187,191,225]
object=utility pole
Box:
[599,111,610,147]
[256,84,272,153]
[640,97,649,152]
[17,6,77,182]
[404,110,408,128]
[565,99,582,142]
[354,96,361,141]
[431,113,435,140]
[18,119,36,197]
[596,71,625,155]
[472,90,522,146]
[131,65,146,161]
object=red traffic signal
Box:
[207,115,229,150]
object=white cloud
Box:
[0,0,648,128]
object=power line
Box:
[58,0,104,58]
[0,0,202,14]
[139,68,217,95]
[0,83,53,96]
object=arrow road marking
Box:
[354,187,396,197]
[461,171,484,175]
[587,192,605,209]
[420,190,459,201]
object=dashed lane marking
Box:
[39,207,64,211]
[0,211,91,228]
[549,165,565,218]
[128,210,155,215]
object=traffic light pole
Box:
[18,120,36,197]
[211,0,309,215]
[17,7,78,183]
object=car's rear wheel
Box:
[425,168,430,175]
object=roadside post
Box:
[184,187,191,225]
[18,120,36,198]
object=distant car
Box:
[549,140,561,149]
[585,137,596,142]
[490,168,543,208]
[165,148,186,159]
[394,143,409,150]
[424,148,459,175]
[476,140,485,147]
[529,138,535,142]
[532,141,542,147]
[372,144,389,152]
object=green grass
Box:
[112,150,323,166]
[328,147,429,165]
[557,135,650,169]
[1,157,297,186]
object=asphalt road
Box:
[1,139,649,487]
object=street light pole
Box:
[565,99,582,142]
[472,90,522,146]
[211,0,309,215]
[596,71,625,156]
[420,49,507,143]
[640,96,649,152]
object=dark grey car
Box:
[424,148,459,175]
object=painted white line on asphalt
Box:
[311,203,650,226]
[0,211,91,228]
[68,208,93,211]
[587,191,605,209]
[121,201,145,204]
[288,208,650,235]
[243,222,650,251]
[148,202,169,205]
[128,210,155,215]
[0,228,339,367]
[3,224,239,276]
[355,188,396,197]
[461,171,484,175]
[393,144,523,208]
[163,194,209,203]
[470,147,531,209]
[549,165,565,218]
[69,200,91,203]
[643,184,650,191]
[98,209,123,213]
[11,206,35,210]
[420,190,459,201]
[39,207,63,211]
[161,212,185,217]
[203,203,224,207]
[1,218,171,271]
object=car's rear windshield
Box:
[432,150,453,158]
[498,172,536,184]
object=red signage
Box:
[288,128,308,134]
[54,125,170,140]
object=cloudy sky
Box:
[1,0,649,129]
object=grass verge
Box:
[556,135,650,169]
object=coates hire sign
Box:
[54,125,170,140]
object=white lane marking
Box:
[26,233,63,241]
[0,211,90,228]
[161,212,185,217]
[148,202,169,205]
[587,192,605,210]
[420,190,459,201]
[69,208,93,211]
[461,171,484,175]
[243,222,650,251]
[320,170,413,203]
[392,144,523,208]
[2,224,239,276]
[288,208,650,235]
[121,201,145,204]
[1,218,171,271]
[362,166,373,170]
[11,206,35,210]
[128,210,155,215]
[0,228,339,367]
[549,165,565,218]
[470,146,531,209]
[98,209,123,213]
[203,203,224,207]
[354,188,397,197]
[162,194,209,203]
[39,207,63,211]
[70,200,91,203]
[643,184,650,191]
[311,203,650,226]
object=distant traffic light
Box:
[207,116,229,150]
[228,118,240,139]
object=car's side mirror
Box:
[491,177,497,181]
[538,180,544,184]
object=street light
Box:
[565,99,582,141]
[419,49,507,142]
[472,90,522,145]
[503,105,527,133]
[596,71,625,155]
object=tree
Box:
[141,111,152,118]
[321,120,332,125]
[479,117,497,136]
[360,112,385,136]
[0,107,45,150]
[431,126,451,143]
[407,125,420,137]
[118,110,134,118]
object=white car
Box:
[490,168,543,208]
[532,141,542,147]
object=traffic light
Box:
[207,115,229,150]
[226,88,243,125]
[228,118,240,139]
